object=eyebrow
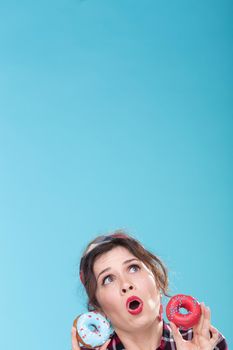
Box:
[97,258,139,281]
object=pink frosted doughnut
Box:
[166,294,201,329]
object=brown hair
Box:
[79,230,171,311]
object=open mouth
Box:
[129,300,140,310]
[126,296,143,315]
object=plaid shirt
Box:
[102,320,228,350]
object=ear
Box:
[96,308,108,319]
[91,298,108,318]
[98,310,108,318]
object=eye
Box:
[129,264,140,272]
[101,264,140,286]
[102,274,114,285]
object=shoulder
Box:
[106,332,124,350]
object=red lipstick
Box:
[126,296,143,315]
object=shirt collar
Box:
[108,320,174,350]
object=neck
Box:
[115,319,163,350]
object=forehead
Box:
[93,246,136,274]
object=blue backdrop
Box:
[0,0,232,349]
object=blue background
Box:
[0,0,232,349]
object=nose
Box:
[121,284,134,294]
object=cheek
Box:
[136,272,157,290]
[96,288,119,312]
[148,274,158,288]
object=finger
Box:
[71,326,80,350]
[210,325,219,336]
[169,322,184,347]
[209,325,220,347]
[193,302,205,335]
[100,338,111,350]
[200,305,211,338]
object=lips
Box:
[126,296,143,315]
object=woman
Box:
[71,231,228,350]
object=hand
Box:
[170,302,220,350]
[71,326,111,350]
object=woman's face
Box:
[93,246,161,332]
